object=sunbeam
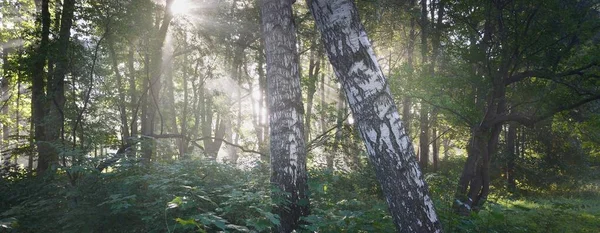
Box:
[170,0,191,15]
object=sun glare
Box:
[170,0,190,15]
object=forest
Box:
[0,0,599,232]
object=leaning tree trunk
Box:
[308,0,441,232]
[455,72,505,215]
[261,0,310,232]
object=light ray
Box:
[170,0,191,15]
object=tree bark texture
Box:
[308,0,441,232]
[261,0,310,231]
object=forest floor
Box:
[430,165,600,232]
[1,160,599,232]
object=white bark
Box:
[308,0,442,232]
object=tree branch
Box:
[305,113,350,152]
[191,136,266,156]
[490,94,600,127]
[504,63,598,85]
[416,96,474,127]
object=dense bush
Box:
[1,157,599,232]
[0,159,275,232]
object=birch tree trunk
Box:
[261,0,309,231]
[308,0,441,232]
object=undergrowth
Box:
[0,157,598,232]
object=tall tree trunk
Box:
[163,49,179,159]
[140,44,150,160]
[261,0,310,231]
[330,85,345,170]
[442,135,449,160]
[249,73,265,161]
[418,0,430,171]
[403,1,417,137]
[455,4,506,215]
[256,40,269,162]
[506,123,517,191]
[1,48,10,148]
[231,48,243,165]
[179,53,190,158]
[141,0,174,163]
[32,0,51,172]
[308,1,442,232]
[431,112,439,172]
[47,0,76,149]
[201,96,227,161]
[108,40,130,144]
[201,97,214,157]
[419,106,429,170]
[127,43,138,139]
[187,71,204,155]
[304,27,321,142]
[319,68,327,136]
[429,0,444,173]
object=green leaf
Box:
[175,218,198,226]
[167,196,183,209]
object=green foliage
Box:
[303,167,395,232]
[0,159,272,232]
[427,158,600,233]
[1,156,600,232]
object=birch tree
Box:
[307,0,442,232]
[261,0,309,231]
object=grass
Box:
[435,170,600,232]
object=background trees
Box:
[0,0,599,232]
